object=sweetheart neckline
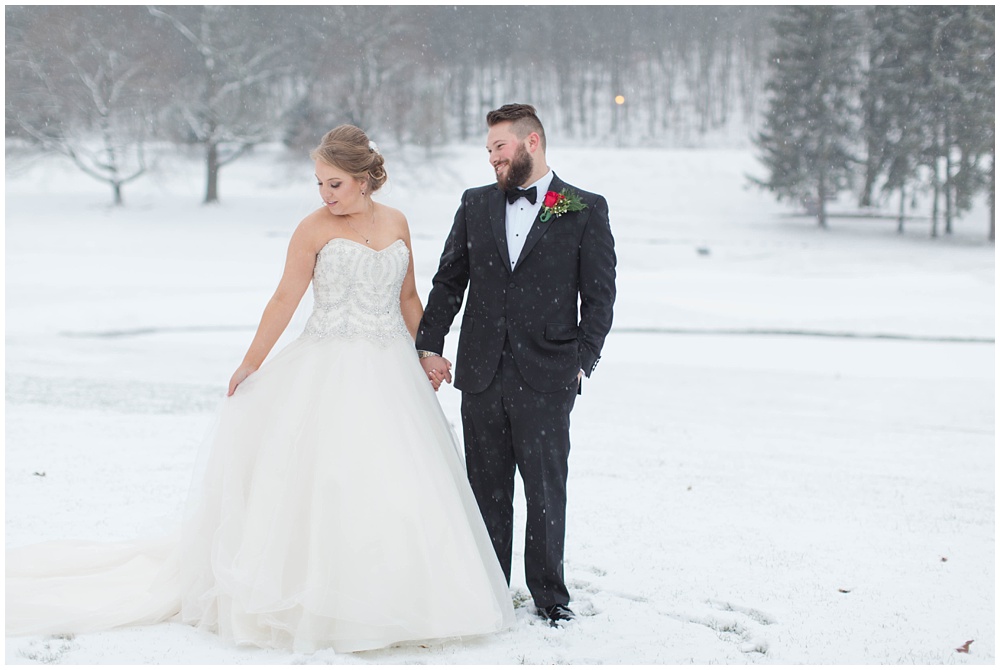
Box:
[318,237,406,255]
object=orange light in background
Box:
[615,95,626,105]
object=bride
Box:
[6,125,516,654]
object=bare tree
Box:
[6,7,164,205]
[282,6,417,149]
[148,5,295,203]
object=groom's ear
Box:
[526,131,542,154]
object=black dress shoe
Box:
[537,603,575,627]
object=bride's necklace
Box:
[344,202,376,245]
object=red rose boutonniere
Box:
[540,188,587,222]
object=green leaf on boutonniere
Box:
[540,188,587,222]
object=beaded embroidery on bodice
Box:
[302,238,411,345]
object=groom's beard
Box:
[496,143,533,191]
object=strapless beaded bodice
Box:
[302,238,411,345]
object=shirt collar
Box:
[523,170,553,201]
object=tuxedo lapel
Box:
[512,173,565,271]
[488,187,512,271]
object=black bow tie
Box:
[505,186,537,205]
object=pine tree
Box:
[897,6,964,237]
[753,6,863,228]
[859,8,887,209]
[949,6,994,239]
[858,7,994,239]
[865,7,928,232]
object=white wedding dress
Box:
[6,237,515,653]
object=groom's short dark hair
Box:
[487,104,546,152]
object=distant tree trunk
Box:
[944,121,953,234]
[719,37,733,126]
[817,170,829,229]
[897,186,906,233]
[930,155,940,238]
[860,156,878,208]
[574,67,585,138]
[991,148,996,242]
[458,64,470,141]
[859,34,879,209]
[205,142,220,204]
[113,182,123,206]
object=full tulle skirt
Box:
[6,333,514,653]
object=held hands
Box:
[227,364,259,397]
[420,355,453,392]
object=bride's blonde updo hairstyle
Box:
[310,125,388,194]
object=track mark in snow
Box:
[59,325,995,344]
[602,589,648,603]
[61,325,254,338]
[660,599,774,656]
[511,588,533,609]
[566,575,648,620]
[613,327,993,344]
[707,598,777,626]
[16,635,77,664]
[6,374,222,414]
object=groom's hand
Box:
[420,355,453,391]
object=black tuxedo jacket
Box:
[417,173,616,394]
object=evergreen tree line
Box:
[5,5,773,205]
[754,6,995,239]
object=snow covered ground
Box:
[5,142,995,664]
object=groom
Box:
[417,103,616,626]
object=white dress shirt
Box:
[505,170,553,271]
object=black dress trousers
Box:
[460,337,578,609]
